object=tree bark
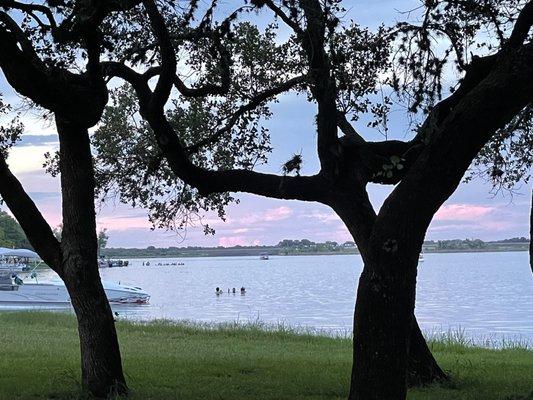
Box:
[529,189,533,273]
[332,195,446,393]
[56,118,128,398]
[348,258,446,399]
[407,319,448,387]
[348,253,418,400]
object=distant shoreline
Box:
[101,247,529,259]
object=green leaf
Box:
[390,155,401,164]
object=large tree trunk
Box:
[348,252,418,400]
[57,118,128,398]
[63,265,127,397]
[333,195,446,398]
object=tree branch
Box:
[140,4,232,100]
[160,117,329,201]
[104,62,327,201]
[508,0,533,48]
[186,75,307,153]
[413,53,498,145]
[0,11,46,69]
[54,0,142,43]
[298,0,339,173]
[341,52,499,186]
[0,20,57,110]
[0,16,107,126]
[0,155,61,270]
[263,0,303,35]
[375,43,533,244]
[103,61,153,101]
[143,63,231,98]
[336,112,366,145]
[0,0,56,28]
[143,0,176,111]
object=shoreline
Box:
[102,248,530,259]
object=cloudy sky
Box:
[0,0,531,248]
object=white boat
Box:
[418,253,425,263]
[99,259,130,268]
[0,248,149,305]
[0,275,150,305]
[0,248,39,272]
[259,253,269,260]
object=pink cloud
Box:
[263,206,293,221]
[98,216,151,231]
[218,236,249,247]
[238,206,293,224]
[435,204,496,221]
[301,210,340,224]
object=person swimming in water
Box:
[215,287,223,295]
[240,287,246,294]
[232,287,236,294]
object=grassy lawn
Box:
[0,312,531,399]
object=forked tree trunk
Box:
[333,197,446,398]
[347,238,447,399]
[57,118,127,397]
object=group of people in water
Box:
[215,287,246,295]
[141,261,184,266]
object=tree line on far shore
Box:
[97,237,530,258]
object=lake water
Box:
[6,252,533,342]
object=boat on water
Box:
[99,258,130,268]
[418,252,425,262]
[0,248,40,272]
[0,273,150,305]
[259,252,269,260]
[0,248,149,305]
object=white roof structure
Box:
[0,248,40,259]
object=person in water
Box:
[232,287,236,294]
[215,287,223,295]
[240,287,246,294]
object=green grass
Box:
[0,312,531,400]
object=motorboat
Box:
[0,248,40,272]
[99,258,130,268]
[418,252,425,263]
[259,252,269,260]
[1,273,150,306]
[0,273,150,305]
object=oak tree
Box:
[94,1,533,399]
[0,1,147,396]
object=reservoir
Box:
[4,252,533,342]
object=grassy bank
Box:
[0,312,531,400]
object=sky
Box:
[0,0,531,248]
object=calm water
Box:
[7,252,533,341]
